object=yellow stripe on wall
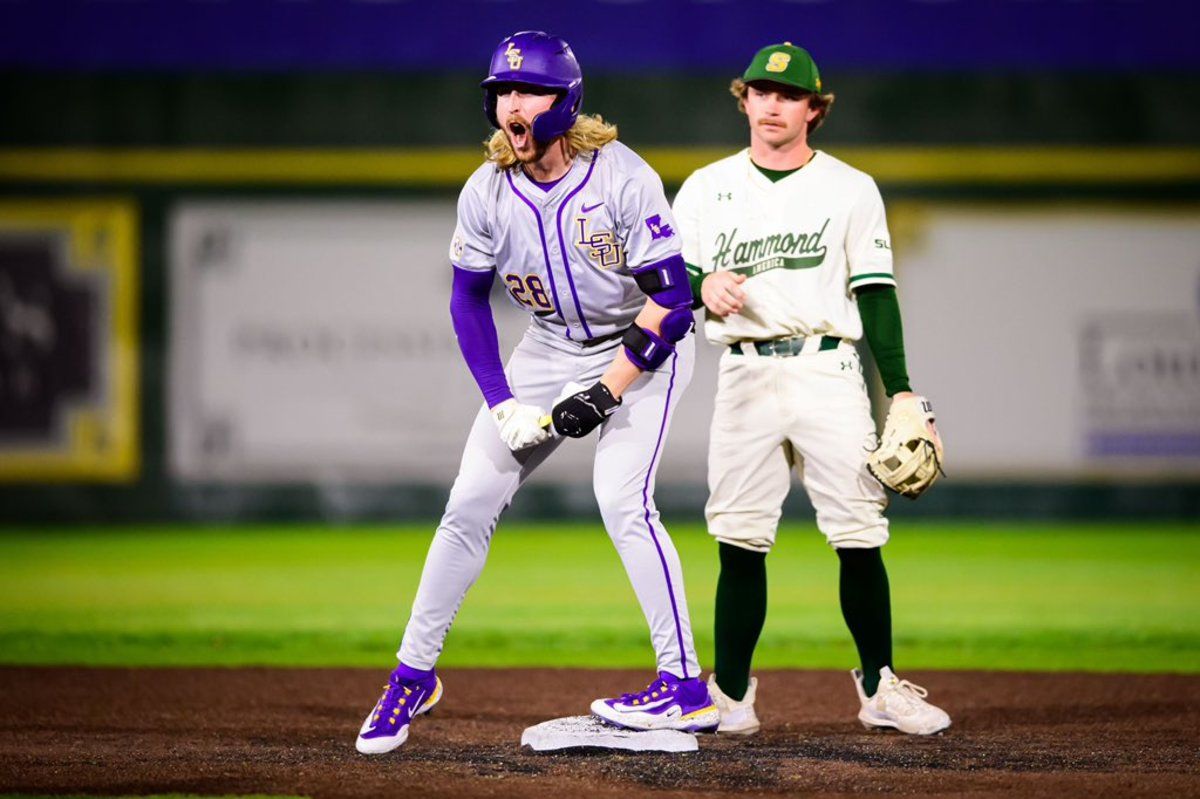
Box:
[0,147,1198,186]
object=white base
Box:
[520,715,699,753]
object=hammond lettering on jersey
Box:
[711,219,831,274]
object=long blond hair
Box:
[485,113,619,169]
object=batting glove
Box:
[550,381,621,438]
[490,398,551,452]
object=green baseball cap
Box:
[742,42,822,93]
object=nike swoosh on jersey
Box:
[581,202,604,213]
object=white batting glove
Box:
[490,398,551,452]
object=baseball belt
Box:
[729,334,843,357]
[581,329,626,348]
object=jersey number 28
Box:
[504,273,553,311]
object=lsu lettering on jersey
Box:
[450,140,682,343]
[672,149,895,346]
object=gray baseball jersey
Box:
[450,140,683,342]
[397,141,702,680]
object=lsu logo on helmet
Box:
[504,43,523,70]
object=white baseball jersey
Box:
[673,149,895,346]
[450,140,682,343]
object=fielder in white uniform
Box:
[356,31,718,755]
[673,42,951,736]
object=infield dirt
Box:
[1,667,1196,798]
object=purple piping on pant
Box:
[505,169,568,336]
[554,153,599,340]
[638,350,689,679]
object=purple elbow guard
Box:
[623,324,674,371]
[632,254,693,310]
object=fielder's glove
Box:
[550,381,621,438]
[491,398,551,452]
[866,394,945,500]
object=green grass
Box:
[0,522,1197,672]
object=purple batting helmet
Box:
[481,31,583,143]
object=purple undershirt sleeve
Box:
[450,265,513,409]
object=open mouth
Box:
[506,119,530,149]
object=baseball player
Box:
[356,30,717,755]
[672,42,950,736]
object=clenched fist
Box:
[550,381,622,438]
[490,398,551,451]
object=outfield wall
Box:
[1,61,1198,522]
[159,198,1200,485]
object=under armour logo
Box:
[841,361,853,371]
[717,192,732,201]
[644,214,674,241]
[505,42,523,69]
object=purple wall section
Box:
[0,0,1197,72]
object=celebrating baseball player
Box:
[356,30,717,754]
[672,42,950,736]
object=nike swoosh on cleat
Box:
[581,202,604,213]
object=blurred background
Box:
[1,0,1198,525]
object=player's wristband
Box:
[686,265,706,310]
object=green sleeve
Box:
[856,284,912,397]
[685,262,706,310]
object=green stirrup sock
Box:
[714,542,768,702]
[837,547,893,697]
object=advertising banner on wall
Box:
[171,200,1200,486]
[168,201,719,484]
[0,200,139,482]
[896,204,1200,478]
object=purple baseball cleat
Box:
[355,663,443,754]
[591,671,720,732]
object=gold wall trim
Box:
[0,147,1198,186]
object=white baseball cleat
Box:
[853,666,950,735]
[591,672,720,733]
[707,674,760,735]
